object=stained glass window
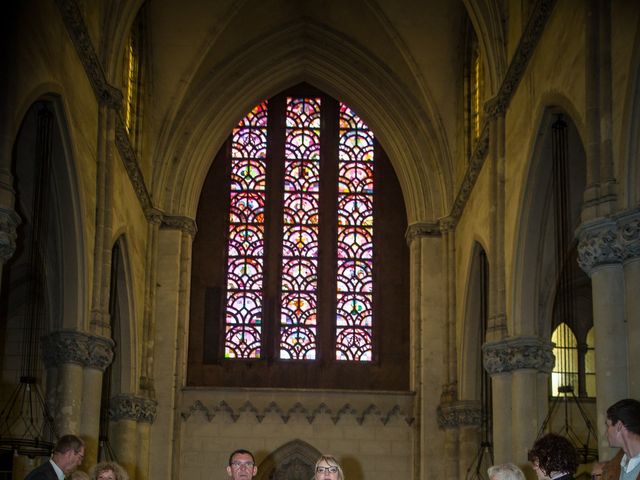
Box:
[336,104,374,361]
[224,102,268,358]
[279,97,322,360]
[585,327,596,397]
[122,9,144,142]
[222,95,376,362]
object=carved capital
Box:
[110,394,157,424]
[42,330,114,371]
[161,215,198,237]
[483,336,554,375]
[0,207,21,263]
[437,401,481,429]
[577,210,640,274]
[405,222,441,245]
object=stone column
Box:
[149,227,184,480]
[577,209,640,457]
[483,336,554,464]
[437,401,481,479]
[109,394,157,480]
[406,223,447,480]
[80,335,115,468]
[42,331,114,446]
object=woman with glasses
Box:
[314,455,344,480]
[88,461,128,480]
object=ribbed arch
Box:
[511,103,586,338]
[154,20,450,225]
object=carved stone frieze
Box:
[405,222,441,245]
[181,399,414,426]
[437,401,481,429]
[109,394,157,424]
[114,117,153,212]
[42,330,114,371]
[577,210,640,274]
[483,336,554,375]
[0,207,21,263]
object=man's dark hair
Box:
[527,433,578,476]
[606,398,640,435]
[228,449,255,466]
[54,434,84,454]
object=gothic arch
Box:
[511,106,586,339]
[108,235,138,394]
[255,439,321,480]
[459,241,489,401]
[9,96,86,333]
[620,13,640,207]
[154,20,450,225]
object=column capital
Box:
[405,222,441,245]
[0,207,21,263]
[437,400,481,429]
[161,215,197,237]
[42,330,114,371]
[483,336,554,375]
[577,209,640,274]
[109,394,157,424]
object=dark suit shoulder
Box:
[24,461,57,480]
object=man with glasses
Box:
[227,449,258,480]
[593,399,640,480]
[25,434,85,480]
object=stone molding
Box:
[181,399,414,426]
[437,400,481,429]
[451,0,556,225]
[114,116,154,214]
[42,330,114,371]
[483,336,554,375]
[54,0,122,109]
[0,207,21,263]
[109,394,157,424]
[405,222,441,245]
[484,0,557,118]
[577,209,640,274]
[161,215,198,236]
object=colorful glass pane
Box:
[279,97,321,360]
[336,103,374,361]
[224,102,268,358]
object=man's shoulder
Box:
[24,460,56,480]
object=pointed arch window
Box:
[188,84,409,390]
[551,323,578,396]
[465,21,482,154]
[122,6,145,149]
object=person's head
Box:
[605,398,640,447]
[487,463,525,480]
[70,471,90,480]
[227,449,257,480]
[527,433,578,480]
[52,434,85,474]
[89,461,128,480]
[314,455,344,480]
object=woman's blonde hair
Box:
[89,461,129,480]
[314,455,344,480]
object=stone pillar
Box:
[109,394,157,480]
[577,209,640,458]
[405,223,447,480]
[42,331,114,448]
[437,401,481,479]
[483,336,554,464]
[80,335,115,468]
[149,228,184,480]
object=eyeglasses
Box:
[231,461,255,469]
[316,466,338,474]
